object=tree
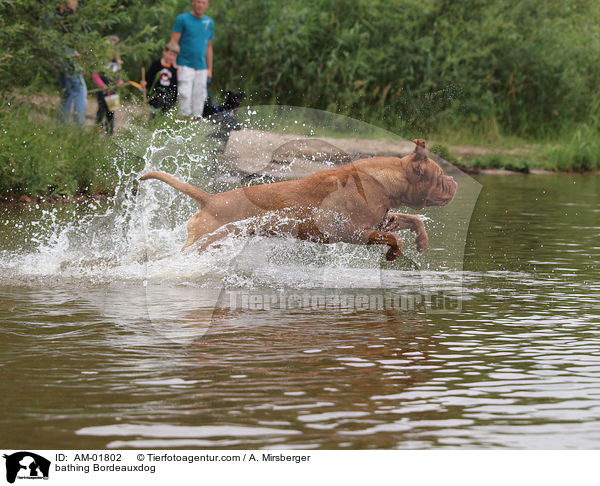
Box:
[0,0,178,89]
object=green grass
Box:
[540,123,600,172]
[429,118,600,173]
[465,154,531,173]
[0,90,145,198]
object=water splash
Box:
[0,107,480,292]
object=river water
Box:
[1,117,599,450]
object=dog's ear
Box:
[411,139,427,176]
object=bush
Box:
[469,154,531,173]
[429,143,458,165]
[543,124,600,172]
[208,0,600,137]
[0,92,116,197]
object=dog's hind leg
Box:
[181,213,224,250]
[194,223,242,253]
[181,210,242,253]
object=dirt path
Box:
[22,92,141,131]
[33,93,531,171]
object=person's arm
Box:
[206,40,212,79]
[144,61,160,94]
[170,14,184,68]
[170,31,182,68]
[91,72,107,88]
[170,31,181,46]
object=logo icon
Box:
[3,452,50,484]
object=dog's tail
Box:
[140,171,211,206]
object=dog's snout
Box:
[446,175,457,189]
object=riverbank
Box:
[2,90,599,200]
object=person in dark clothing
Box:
[142,42,179,117]
[91,36,123,134]
[92,61,122,134]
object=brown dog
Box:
[140,139,457,261]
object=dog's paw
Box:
[415,230,429,254]
[385,242,402,261]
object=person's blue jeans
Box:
[58,72,87,126]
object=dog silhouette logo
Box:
[3,452,50,483]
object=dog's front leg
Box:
[362,230,403,261]
[379,213,428,254]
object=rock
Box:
[271,139,351,166]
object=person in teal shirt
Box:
[170,0,214,118]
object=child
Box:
[92,36,123,134]
[143,42,179,117]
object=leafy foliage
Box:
[0,0,174,86]
[3,0,599,136]
[209,0,600,136]
[0,90,141,196]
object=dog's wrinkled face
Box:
[421,160,457,207]
[403,141,457,209]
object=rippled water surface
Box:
[1,140,599,448]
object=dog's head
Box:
[402,139,457,209]
[223,90,246,111]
